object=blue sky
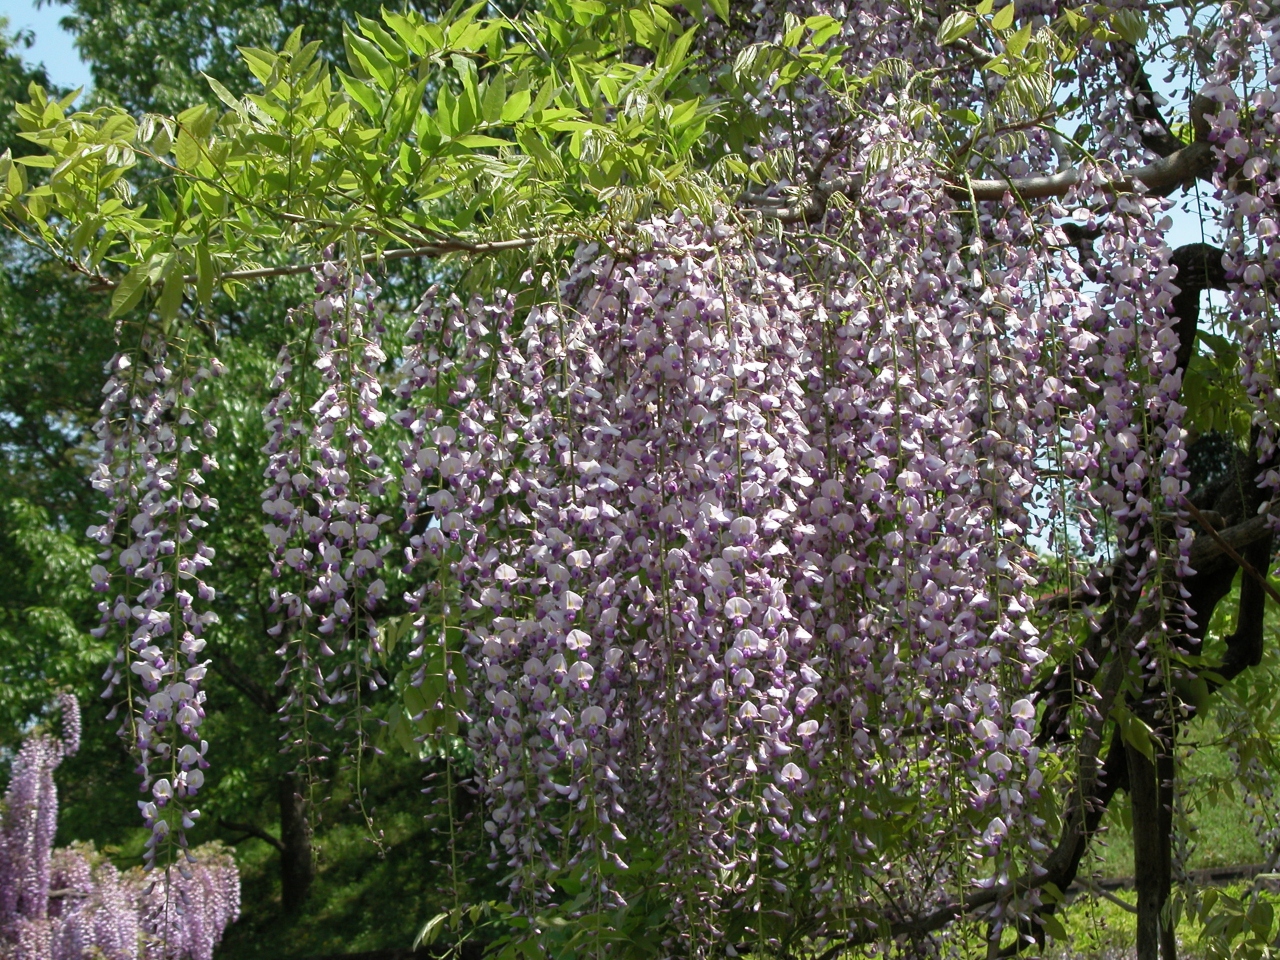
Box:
[0,0,91,92]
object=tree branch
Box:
[952,94,1216,203]
[218,817,286,853]
[951,140,1213,202]
[1112,40,1184,159]
[1183,498,1280,609]
[1187,506,1279,575]
[81,235,544,293]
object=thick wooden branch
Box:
[218,817,286,853]
[1184,499,1280,608]
[1113,41,1185,159]
[951,140,1213,202]
[953,94,1216,203]
[1129,740,1163,960]
[1171,243,1229,371]
[1188,508,1278,572]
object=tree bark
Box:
[1157,749,1178,960]
[1129,738,1163,960]
[279,772,315,917]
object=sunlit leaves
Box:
[938,12,978,46]
[0,0,724,321]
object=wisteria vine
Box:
[55,0,1280,955]
[264,262,394,811]
[89,330,222,869]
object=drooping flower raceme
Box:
[88,333,222,868]
[389,187,1143,929]
[266,263,393,786]
[0,697,240,960]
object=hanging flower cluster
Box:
[388,185,1136,928]
[265,263,393,778]
[88,332,222,867]
[377,3,1217,925]
[1204,6,1280,493]
[69,0,1280,950]
[133,854,240,960]
[0,697,240,960]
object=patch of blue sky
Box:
[0,0,91,95]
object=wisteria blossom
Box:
[266,262,393,787]
[0,698,239,960]
[54,0,1280,954]
[88,333,222,867]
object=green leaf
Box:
[196,244,214,305]
[174,129,201,170]
[1117,708,1155,762]
[282,25,304,56]
[238,46,279,87]
[500,88,531,123]
[1200,888,1220,920]
[943,108,981,125]
[414,913,449,949]
[567,57,594,107]
[1040,912,1068,942]
[339,70,383,119]
[383,10,427,55]
[627,7,663,48]
[436,85,456,137]
[157,264,184,323]
[203,74,241,111]
[177,102,215,140]
[1062,8,1086,30]
[344,26,395,89]
[356,14,408,67]
[452,53,480,117]
[109,264,150,318]
[1247,901,1274,938]
[1110,9,1148,44]
[804,15,841,47]
[455,134,510,148]
[481,73,506,125]
[150,124,173,156]
[975,0,994,14]
[1006,23,1032,57]
[938,12,977,45]
[707,0,729,22]
[991,3,1015,30]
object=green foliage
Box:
[0,19,55,155]
[0,497,104,738]
[54,0,521,115]
[0,0,729,328]
[1183,330,1254,440]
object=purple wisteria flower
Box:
[265,262,393,780]
[0,697,239,959]
[87,334,222,869]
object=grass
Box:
[1048,882,1280,960]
